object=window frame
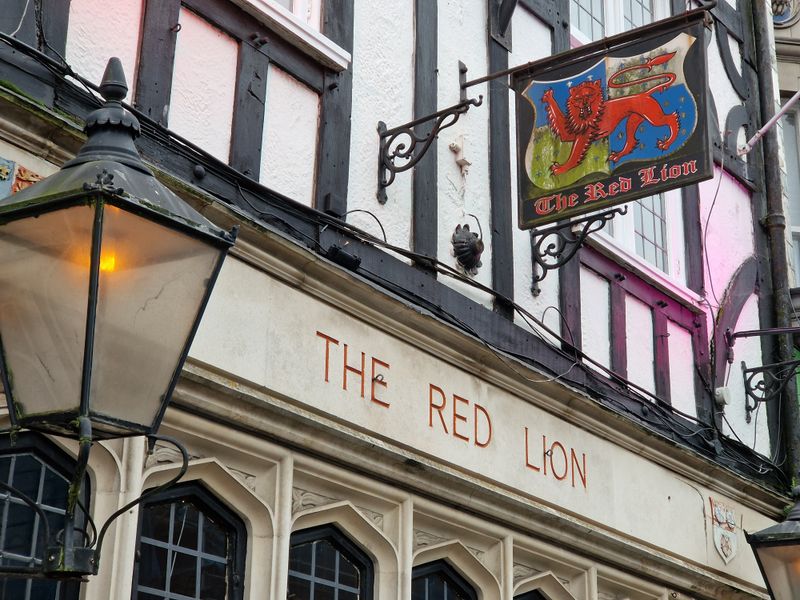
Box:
[411,559,478,600]
[288,524,374,600]
[131,481,247,600]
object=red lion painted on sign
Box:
[541,52,680,176]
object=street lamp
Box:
[746,490,800,600]
[0,57,236,577]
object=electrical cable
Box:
[9,0,31,38]
[1,30,784,483]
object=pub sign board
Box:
[513,11,712,229]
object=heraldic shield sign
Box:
[512,10,713,229]
[710,497,739,564]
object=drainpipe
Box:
[751,0,800,484]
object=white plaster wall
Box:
[66,0,144,95]
[346,0,414,249]
[510,8,562,339]
[723,294,773,458]
[626,296,656,395]
[435,0,493,307]
[168,8,238,163]
[260,66,320,205]
[706,26,743,138]
[667,320,697,419]
[699,167,755,306]
[580,268,612,371]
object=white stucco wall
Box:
[699,167,755,306]
[580,267,612,370]
[510,8,563,338]
[667,321,697,418]
[260,66,320,205]
[435,0,493,307]
[626,295,656,394]
[346,0,414,249]
[723,294,773,457]
[169,7,238,163]
[66,0,144,95]
[707,26,743,137]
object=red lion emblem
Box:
[541,52,680,176]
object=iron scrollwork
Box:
[531,207,626,285]
[741,359,800,423]
[377,96,483,204]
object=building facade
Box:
[0,0,794,599]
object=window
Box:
[0,434,86,600]
[515,592,548,600]
[288,525,373,600]
[570,0,666,42]
[132,483,245,600]
[268,0,322,30]
[411,561,477,600]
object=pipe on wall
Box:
[751,0,800,484]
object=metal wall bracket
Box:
[377,96,482,203]
[531,207,626,286]
[377,72,482,204]
[741,359,800,423]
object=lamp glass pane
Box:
[755,543,800,600]
[89,205,220,429]
[0,205,93,418]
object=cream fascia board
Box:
[232,0,351,71]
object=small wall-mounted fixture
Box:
[451,222,484,275]
[449,137,472,176]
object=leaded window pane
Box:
[288,539,363,598]
[633,195,668,272]
[134,497,235,600]
[287,526,372,600]
[570,0,605,40]
[411,561,476,600]
[624,0,654,29]
[0,450,81,600]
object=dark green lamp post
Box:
[746,490,800,600]
[0,58,236,576]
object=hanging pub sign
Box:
[512,10,712,229]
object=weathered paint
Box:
[580,267,612,370]
[626,294,656,394]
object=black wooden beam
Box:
[654,309,671,403]
[135,0,181,125]
[488,0,514,318]
[610,280,628,378]
[681,184,704,295]
[230,44,268,179]
[559,251,582,354]
[315,0,354,216]
[413,0,438,263]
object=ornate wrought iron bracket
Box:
[741,359,800,423]
[530,207,626,290]
[377,95,483,204]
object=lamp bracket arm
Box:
[93,434,189,568]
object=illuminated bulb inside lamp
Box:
[99,253,116,272]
